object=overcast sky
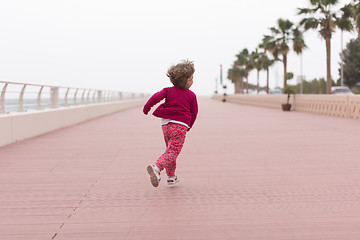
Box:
[0,0,356,96]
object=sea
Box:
[4,98,88,113]
[2,92,137,113]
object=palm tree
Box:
[337,4,354,86]
[227,65,246,94]
[293,27,307,93]
[259,35,274,53]
[235,48,253,94]
[337,4,355,32]
[350,0,360,37]
[259,36,276,93]
[268,19,296,89]
[298,0,353,94]
[261,54,275,94]
[250,49,263,94]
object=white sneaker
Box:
[167,175,179,185]
[147,165,161,187]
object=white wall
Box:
[0,99,145,147]
[212,94,293,109]
[213,94,360,120]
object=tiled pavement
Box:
[1,97,360,239]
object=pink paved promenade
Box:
[1,97,360,240]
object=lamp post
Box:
[300,54,303,94]
[220,64,223,85]
[220,64,226,102]
[215,78,218,94]
[341,30,344,86]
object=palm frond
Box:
[335,17,354,31]
[235,48,253,74]
[298,7,313,15]
[317,3,326,13]
[269,27,280,35]
[300,17,320,30]
[293,27,301,37]
[259,35,274,52]
[293,38,307,55]
[310,0,319,6]
[250,50,263,71]
[340,4,353,18]
[262,35,273,41]
[279,42,290,55]
[260,54,275,69]
[356,17,360,35]
[227,65,247,83]
[324,0,339,6]
[292,27,307,55]
[278,19,294,33]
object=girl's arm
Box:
[189,95,198,129]
[143,88,167,115]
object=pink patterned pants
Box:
[155,123,187,177]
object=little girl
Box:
[143,60,198,187]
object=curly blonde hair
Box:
[166,60,195,89]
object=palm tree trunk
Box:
[234,79,240,93]
[326,37,331,94]
[257,70,260,94]
[283,53,287,88]
[241,79,244,93]
[266,67,269,94]
[246,76,249,94]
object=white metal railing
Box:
[0,81,146,114]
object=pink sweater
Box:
[143,87,198,129]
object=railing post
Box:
[107,91,111,102]
[74,89,78,106]
[92,90,96,103]
[103,91,107,102]
[102,91,106,102]
[81,89,86,105]
[97,90,102,103]
[0,83,8,114]
[105,91,108,102]
[19,85,27,112]
[37,86,44,110]
[50,87,59,109]
[86,90,91,104]
[118,92,123,101]
[64,88,70,107]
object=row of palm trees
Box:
[228,0,360,95]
